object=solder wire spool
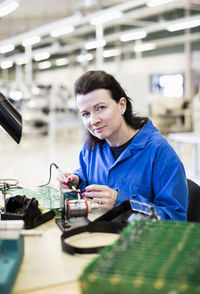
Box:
[65,198,89,219]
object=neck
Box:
[107,126,138,147]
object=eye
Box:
[97,105,105,111]
[82,112,90,118]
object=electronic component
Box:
[1,195,55,229]
[6,186,62,210]
[80,219,200,294]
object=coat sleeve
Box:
[115,143,188,221]
[73,144,88,192]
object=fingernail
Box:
[63,181,68,185]
[81,193,85,197]
[68,177,72,181]
[84,188,86,191]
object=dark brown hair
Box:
[74,70,148,150]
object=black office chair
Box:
[187,179,200,222]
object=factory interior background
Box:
[0,0,200,188]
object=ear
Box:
[119,97,126,114]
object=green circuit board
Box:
[5,186,79,211]
[5,186,62,209]
[80,220,200,294]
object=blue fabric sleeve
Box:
[115,144,188,221]
[115,188,187,221]
[73,145,88,192]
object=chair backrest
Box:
[187,179,200,222]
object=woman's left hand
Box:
[83,184,118,210]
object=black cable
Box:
[0,179,21,193]
[38,163,59,187]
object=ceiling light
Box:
[167,19,200,32]
[0,44,15,54]
[85,39,106,50]
[38,61,51,69]
[1,60,13,69]
[133,42,156,52]
[77,53,93,63]
[34,52,50,61]
[22,36,41,47]
[90,11,123,25]
[103,49,121,58]
[55,58,69,66]
[9,90,23,101]
[120,31,147,42]
[16,56,29,65]
[0,0,19,18]
[50,25,74,37]
[146,0,175,7]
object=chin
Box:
[96,135,106,140]
[95,133,107,140]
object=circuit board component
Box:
[80,220,200,294]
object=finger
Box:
[84,188,112,197]
[85,184,109,192]
[84,191,105,199]
[93,197,104,205]
[64,175,79,187]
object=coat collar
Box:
[103,118,154,151]
[102,119,155,167]
[129,119,154,150]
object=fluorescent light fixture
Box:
[50,25,74,37]
[120,31,147,42]
[16,56,29,65]
[103,48,121,58]
[34,51,50,61]
[90,11,123,25]
[0,44,15,54]
[167,19,200,32]
[55,58,69,66]
[146,0,175,7]
[77,53,93,63]
[1,60,13,69]
[9,90,23,101]
[133,42,156,52]
[0,0,19,18]
[38,61,51,69]
[22,36,41,47]
[85,39,106,50]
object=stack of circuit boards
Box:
[80,220,200,294]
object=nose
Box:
[90,112,100,125]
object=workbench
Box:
[168,132,200,179]
[0,165,118,294]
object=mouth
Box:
[93,126,105,133]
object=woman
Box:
[59,70,188,221]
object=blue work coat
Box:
[74,119,188,221]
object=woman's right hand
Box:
[57,173,80,189]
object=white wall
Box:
[35,51,200,115]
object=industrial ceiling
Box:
[0,0,200,70]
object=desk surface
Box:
[0,165,118,294]
[13,217,119,294]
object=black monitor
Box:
[0,92,22,144]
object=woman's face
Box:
[76,89,126,144]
